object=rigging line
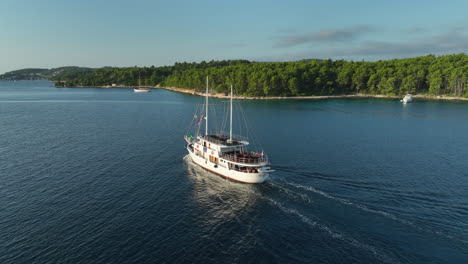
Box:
[214,103,221,134]
[205,76,208,136]
[221,100,226,133]
[219,103,225,134]
[236,100,265,155]
[206,100,227,135]
[219,102,225,134]
[235,100,247,137]
[184,103,197,136]
[235,100,244,141]
[215,102,222,134]
[239,102,247,141]
[225,100,230,134]
[196,102,205,137]
[198,100,205,136]
[221,100,229,133]
[220,96,229,134]
[211,102,216,134]
[185,103,202,137]
[222,103,228,135]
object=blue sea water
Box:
[1,81,467,263]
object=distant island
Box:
[1,54,467,99]
[0,66,93,81]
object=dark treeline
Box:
[54,60,250,87]
[56,54,468,97]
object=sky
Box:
[1,0,468,73]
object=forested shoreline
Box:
[54,54,468,98]
[0,67,93,81]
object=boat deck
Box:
[201,134,245,146]
[221,151,266,164]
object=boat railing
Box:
[200,134,248,146]
[221,153,267,164]
[230,166,259,173]
[200,136,225,145]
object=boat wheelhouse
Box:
[184,77,273,183]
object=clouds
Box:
[335,28,468,58]
[401,27,425,34]
[274,25,375,48]
[270,24,468,61]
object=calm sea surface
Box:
[1,81,467,263]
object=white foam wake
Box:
[264,197,397,264]
[282,180,468,245]
[285,181,413,224]
[268,181,314,204]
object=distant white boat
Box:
[134,88,150,92]
[134,72,150,93]
[401,94,413,103]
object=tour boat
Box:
[184,77,273,183]
[401,94,413,103]
[134,73,150,93]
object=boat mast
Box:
[205,76,208,136]
[229,84,233,143]
[138,72,141,88]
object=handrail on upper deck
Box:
[221,153,267,164]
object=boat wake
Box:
[275,177,468,246]
[266,181,314,204]
[183,155,396,263]
[262,196,397,264]
[283,180,410,223]
[183,155,467,261]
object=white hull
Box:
[134,88,150,92]
[187,145,268,183]
[401,94,413,103]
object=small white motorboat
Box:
[134,88,150,93]
[401,94,413,104]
